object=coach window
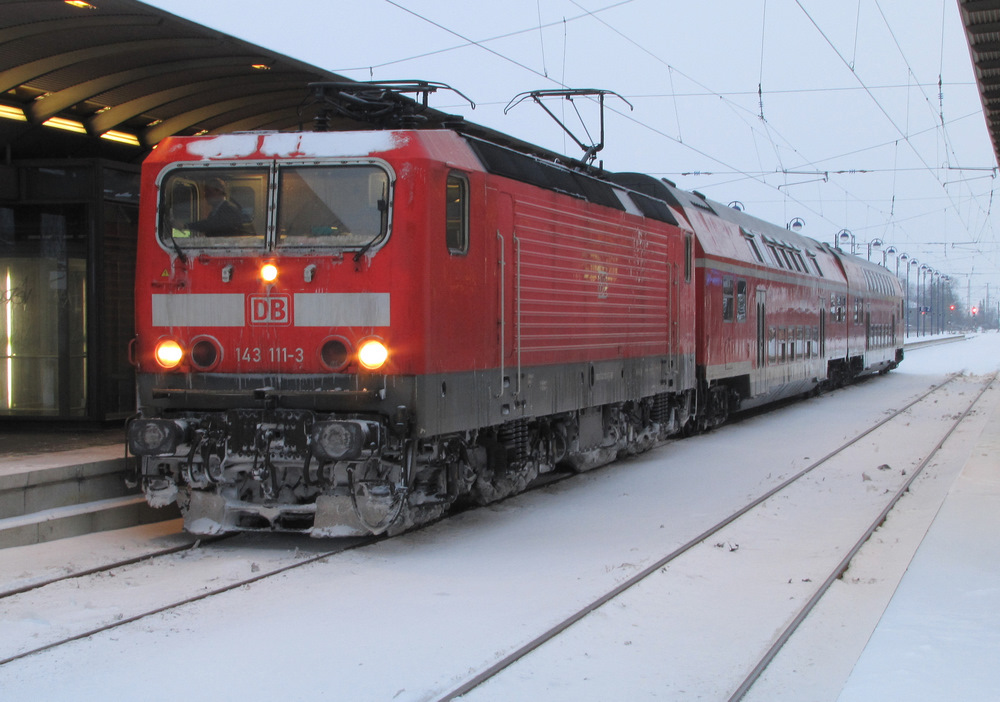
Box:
[743,233,764,263]
[736,279,747,321]
[767,244,784,268]
[831,293,846,323]
[809,254,824,277]
[783,249,800,272]
[446,172,469,254]
[722,276,735,321]
[794,252,808,272]
[781,249,795,270]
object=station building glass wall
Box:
[0,160,138,421]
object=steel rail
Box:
[727,371,998,701]
[436,374,964,701]
[0,534,231,600]
[0,535,375,667]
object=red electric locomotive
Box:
[127,83,902,537]
[127,87,699,536]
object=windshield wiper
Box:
[353,191,388,262]
[168,232,187,263]
[353,234,381,262]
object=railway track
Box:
[0,535,226,600]
[2,371,993,700]
[436,371,997,700]
[0,532,375,666]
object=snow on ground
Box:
[0,333,998,701]
[837,347,1000,702]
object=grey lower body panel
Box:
[137,351,698,436]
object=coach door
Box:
[820,308,826,357]
[754,289,767,393]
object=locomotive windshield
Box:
[276,166,389,249]
[159,164,390,252]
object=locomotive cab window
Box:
[278,165,390,250]
[445,172,469,254]
[158,164,391,253]
[160,168,267,247]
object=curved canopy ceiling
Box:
[961,0,1000,167]
[0,0,366,162]
[6,1,997,168]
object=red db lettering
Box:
[248,294,291,325]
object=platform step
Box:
[0,447,179,549]
[0,495,177,549]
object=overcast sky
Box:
[144,0,999,313]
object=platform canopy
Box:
[0,0,373,162]
[961,0,1000,167]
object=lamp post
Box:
[919,265,931,337]
[837,229,855,254]
[927,268,941,334]
[905,257,917,338]
[883,245,897,272]
[867,238,883,262]
[940,274,950,333]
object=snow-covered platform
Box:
[0,430,177,549]
[836,376,1000,701]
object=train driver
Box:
[186,177,245,236]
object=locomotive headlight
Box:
[260,263,278,282]
[357,338,388,370]
[154,339,184,369]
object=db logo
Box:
[248,294,291,325]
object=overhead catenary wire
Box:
[794,0,998,278]
[337,0,999,296]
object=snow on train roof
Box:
[177,131,405,160]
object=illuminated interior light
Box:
[260,263,279,282]
[100,130,141,146]
[0,105,27,122]
[4,270,12,409]
[357,339,389,370]
[43,116,87,134]
[251,64,271,71]
[154,339,184,369]
[64,1,97,8]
